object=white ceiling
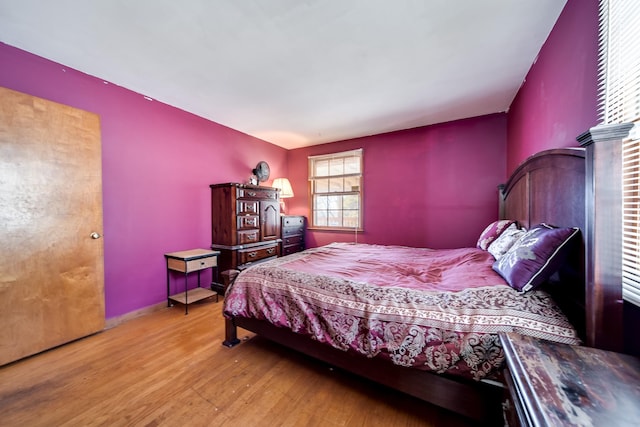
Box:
[0,0,567,149]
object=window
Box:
[598,0,640,125]
[308,149,362,230]
[598,0,640,306]
[622,133,640,306]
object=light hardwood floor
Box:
[0,298,477,427]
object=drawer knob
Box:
[267,248,275,254]
[248,251,257,258]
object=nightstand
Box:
[165,248,220,314]
[499,332,640,426]
[281,215,305,255]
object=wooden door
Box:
[0,87,105,366]
[260,200,280,241]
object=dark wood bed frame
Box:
[223,147,589,424]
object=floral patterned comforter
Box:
[223,242,580,380]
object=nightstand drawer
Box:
[238,244,278,265]
[167,255,217,273]
[166,249,219,273]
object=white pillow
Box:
[487,223,526,260]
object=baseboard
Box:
[104,301,167,330]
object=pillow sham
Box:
[492,223,580,293]
[487,223,526,260]
[476,219,517,250]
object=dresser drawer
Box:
[237,200,258,214]
[237,188,278,200]
[238,229,259,244]
[237,215,259,230]
[283,244,305,256]
[282,226,303,237]
[283,216,304,228]
[284,234,303,245]
[238,244,279,265]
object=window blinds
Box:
[598,0,640,124]
[623,135,640,306]
[599,0,640,306]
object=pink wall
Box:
[287,114,507,249]
[0,0,599,320]
[288,0,600,251]
[506,0,599,173]
[0,43,288,319]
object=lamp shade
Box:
[272,178,294,198]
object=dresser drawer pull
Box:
[266,248,275,254]
[248,251,257,258]
[200,261,205,265]
[247,191,256,197]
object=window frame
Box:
[308,149,363,231]
[598,0,640,307]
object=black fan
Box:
[252,161,270,183]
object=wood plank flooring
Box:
[0,299,478,427]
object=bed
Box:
[222,147,587,424]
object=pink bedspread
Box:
[223,242,580,380]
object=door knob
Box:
[90,232,101,239]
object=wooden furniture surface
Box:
[499,148,587,341]
[578,123,635,352]
[500,332,640,427]
[0,86,105,366]
[281,215,306,255]
[165,249,220,314]
[210,183,281,275]
[224,148,589,424]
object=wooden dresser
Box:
[499,332,640,427]
[210,183,281,285]
[281,215,306,256]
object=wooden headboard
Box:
[499,147,587,340]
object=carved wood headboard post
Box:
[578,123,634,352]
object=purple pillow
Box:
[477,219,517,250]
[492,223,580,292]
